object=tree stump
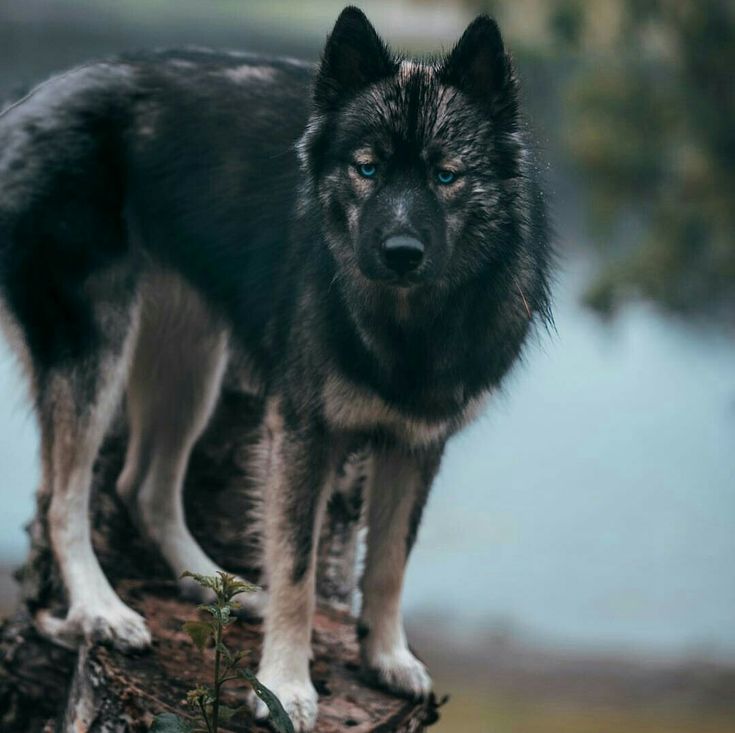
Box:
[0,383,439,732]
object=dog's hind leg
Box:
[116,272,265,616]
[33,285,151,651]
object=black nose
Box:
[381,235,425,277]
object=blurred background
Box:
[1,1,733,731]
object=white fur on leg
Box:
[249,589,319,732]
[359,614,431,699]
[118,271,266,617]
[142,480,268,618]
[41,477,151,651]
[359,580,431,698]
[250,552,320,731]
[359,451,433,698]
[45,460,150,650]
[135,449,266,617]
[247,407,331,732]
[39,321,152,652]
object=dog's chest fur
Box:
[321,372,488,447]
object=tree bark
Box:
[0,386,439,732]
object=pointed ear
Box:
[314,6,396,111]
[440,16,518,122]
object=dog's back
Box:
[0,50,313,650]
[0,51,313,372]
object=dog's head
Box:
[299,6,531,295]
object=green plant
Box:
[151,571,293,733]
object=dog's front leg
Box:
[359,443,443,698]
[251,401,335,732]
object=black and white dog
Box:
[0,7,552,730]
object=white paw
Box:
[248,676,318,732]
[363,646,432,699]
[36,600,151,652]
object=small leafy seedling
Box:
[151,571,293,733]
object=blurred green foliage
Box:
[560,0,735,322]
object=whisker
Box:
[514,276,532,319]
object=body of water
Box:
[407,255,735,659]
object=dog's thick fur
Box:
[0,7,552,730]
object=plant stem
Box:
[198,697,213,733]
[212,618,222,733]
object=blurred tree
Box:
[549,1,584,49]
[561,0,735,324]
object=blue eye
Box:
[358,163,377,178]
[436,169,456,185]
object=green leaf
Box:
[218,605,231,625]
[181,571,221,593]
[181,570,260,604]
[182,621,212,651]
[196,603,219,618]
[217,570,260,599]
[239,670,295,733]
[150,713,194,733]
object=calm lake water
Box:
[1,254,734,659]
